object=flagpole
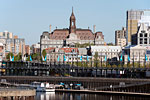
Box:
[139,52,140,68]
[86,55,88,67]
[133,52,134,68]
[105,52,107,67]
[91,52,93,67]
[101,50,102,68]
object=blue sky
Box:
[0,0,149,45]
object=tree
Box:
[6,52,14,61]
[107,42,114,46]
[94,52,99,67]
[14,52,22,61]
[32,53,40,61]
[42,49,47,57]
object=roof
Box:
[91,46,122,50]
[124,45,147,50]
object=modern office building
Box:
[40,8,105,54]
[115,27,126,47]
[126,9,150,45]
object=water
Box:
[35,92,150,100]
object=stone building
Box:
[91,46,122,61]
[137,23,150,46]
[40,9,105,53]
[115,27,126,47]
[123,45,146,64]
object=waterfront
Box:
[35,92,150,100]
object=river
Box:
[35,92,150,100]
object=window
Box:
[144,38,147,44]
[140,33,143,37]
[140,38,143,44]
[144,33,147,37]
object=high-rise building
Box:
[115,27,126,47]
[0,31,25,56]
[126,9,150,45]
[0,31,13,39]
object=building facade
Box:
[40,9,105,53]
[0,31,25,56]
[127,9,150,45]
[0,31,13,39]
[123,45,146,64]
[115,27,126,47]
[137,23,150,46]
[0,43,5,61]
[91,46,122,61]
[31,43,40,54]
[25,45,30,55]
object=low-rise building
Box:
[25,45,30,55]
[91,46,122,61]
[0,43,5,61]
[31,43,40,54]
[123,45,146,64]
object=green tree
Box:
[32,53,40,61]
[6,52,14,61]
[107,42,114,46]
[94,52,99,67]
[14,52,22,61]
[42,49,47,57]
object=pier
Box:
[1,76,150,95]
[0,87,36,100]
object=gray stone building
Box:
[40,9,105,53]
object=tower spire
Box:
[69,7,76,33]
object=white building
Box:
[137,23,150,46]
[91,46,122,61]
[123,45,146,64]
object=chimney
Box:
[93,25,96,33]
[49,25,52,33]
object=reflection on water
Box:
[35,92,150,100]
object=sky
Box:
[0,0,150,45]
